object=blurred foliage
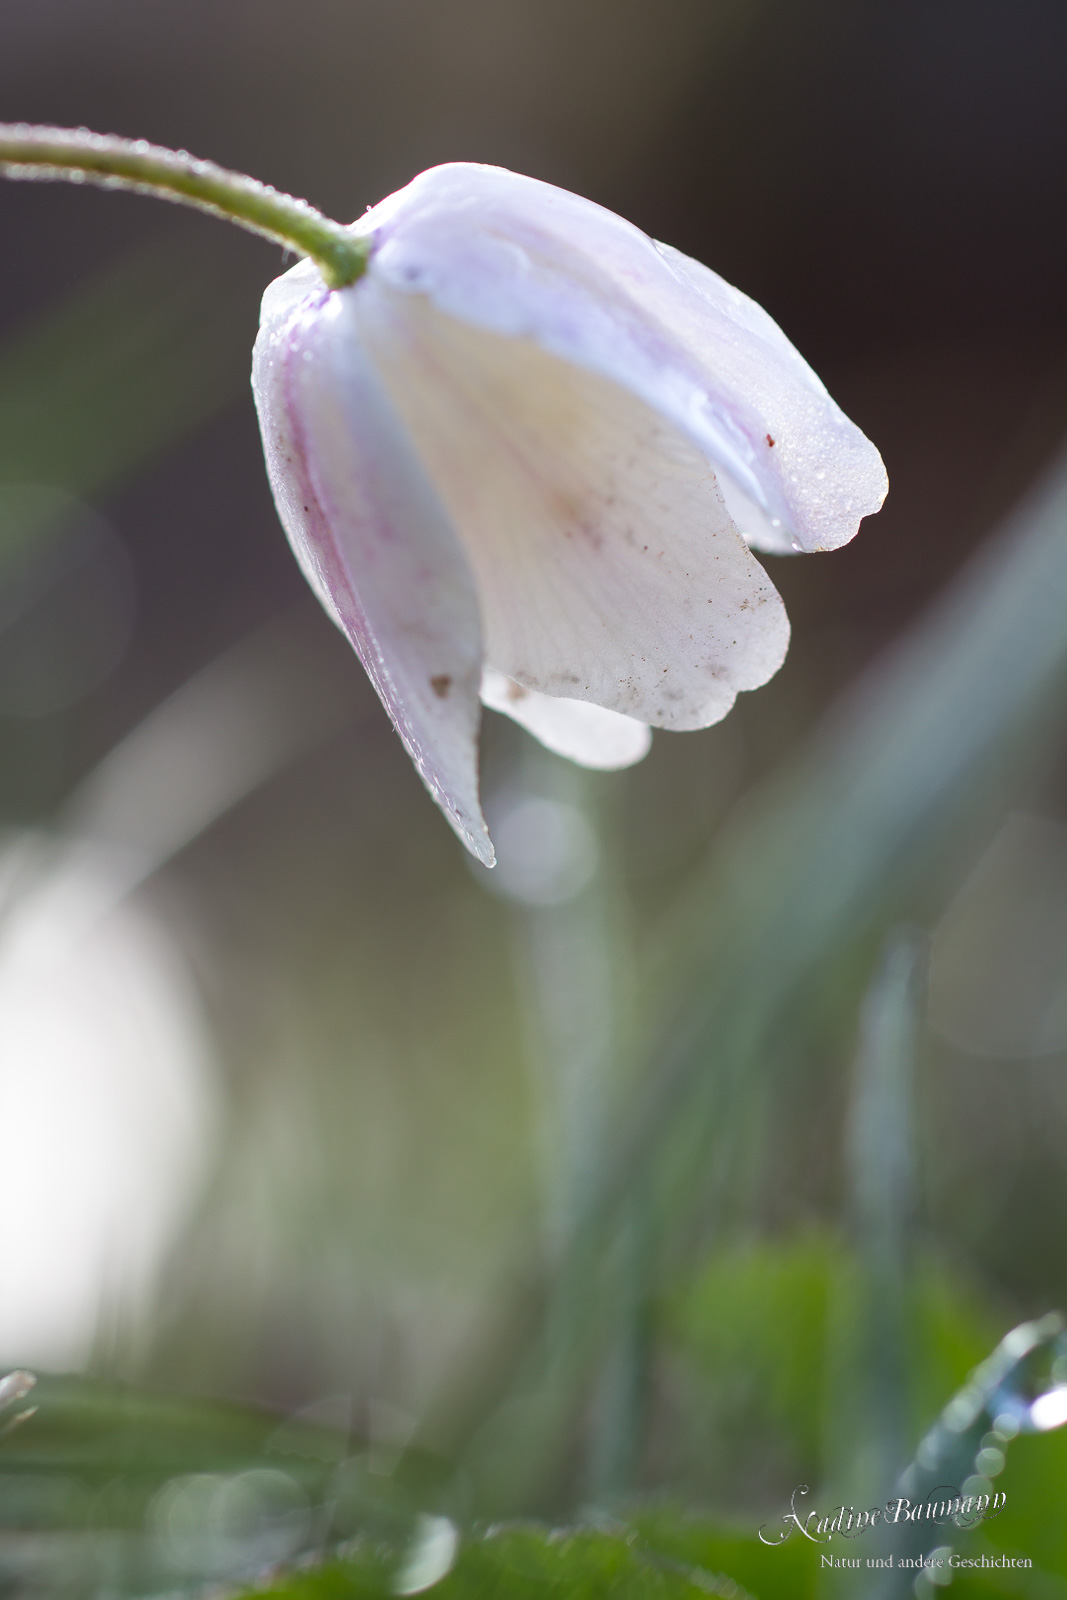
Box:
[664,1234,1003,1496]
[0,238,250,566]
[1,1249,1064,1594]
[0,1374,345,1529]
[236,1519,811,1600]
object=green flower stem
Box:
[0,124,369,288]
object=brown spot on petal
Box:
[430,674,452,698]
[766,434,776,447]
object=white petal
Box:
[253,267,494,864]
[357,283,789,731]
[481,668,651,770]
[354,164,886,553]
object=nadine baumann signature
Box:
[758,1483,1007,1546]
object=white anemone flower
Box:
[252,163,886,864]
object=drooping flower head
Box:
[252,163,886,864]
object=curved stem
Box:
[0,124,369,289]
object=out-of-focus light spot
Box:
[0,486,134,718]
[0,1369,35,1408]
[393,1515,459,1595]
[924,1546,954,1587]
[150,1469,309,1578]
[1030,1386,1067,1431]
[481,795,598,905]
[941,1390,981,1432]
[974,1444,1005,1476]
[1002,1324,1041,1361]
[0,835,218,1370]
[0,1366,37,1439]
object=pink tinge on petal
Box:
[354,164,887,555]
[252,273,494,864]
[358,285,790,734]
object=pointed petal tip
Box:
[464,824,496,868]
[254,282,500,873]
[433,779,494,866]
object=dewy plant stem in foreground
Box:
[0,124,369,288]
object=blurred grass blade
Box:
[836,929,925,1502]
[486,746,650,1502]
[847,930,923,1259]
[0,1371,352,1525]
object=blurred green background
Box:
[1,2,1067,1596]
